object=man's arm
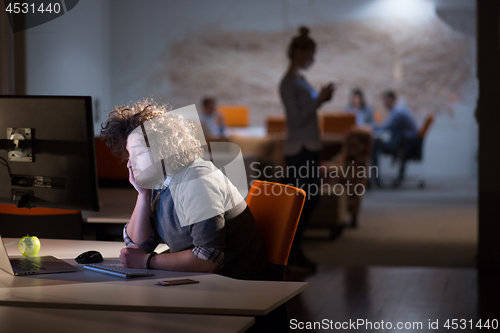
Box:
[126,192,153,245]
[151,250,220,273]
[125,164,153,245]
[119,247,220,273]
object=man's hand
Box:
[127,160,150,196]
[119,246,149,269]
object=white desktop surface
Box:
[0,306,255,333]
[3,237,168,259]
[226,126,266,138]
[0,239,307,316]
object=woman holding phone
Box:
[279,26,335,271]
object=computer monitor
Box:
[0,96,99,211]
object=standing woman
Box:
[279,26,334,270]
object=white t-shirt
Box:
[167,158,244,227]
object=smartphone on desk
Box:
[156,279,199,286]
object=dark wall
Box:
[477,0,500,271]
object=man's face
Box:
[126,132,151,175]
[126,131,165,189]
[383,96,395,111]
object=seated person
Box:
[199,97,226,138]
[100,100,267,280]
[371,91,418,185]
[345,88,374,126]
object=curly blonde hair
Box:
[101,99,204,174]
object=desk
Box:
[84,205,131,224]
[82,188,136,224]
[226,127,267,138]
[0,239,307,316]
[3,237,168,259]
[0,306,254,333]
[227,131,346,170]
[82,188,135,240]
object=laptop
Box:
[0,234,77,276]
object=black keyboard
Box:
[11,259,45,271]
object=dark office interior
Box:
[0,0,499,332]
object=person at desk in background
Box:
[199,97,226,138]
[345,88,374,126]
[100,100,266,280]
[371,91,418,187]
[279,26,334,271]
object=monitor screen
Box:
[0,96,99,211]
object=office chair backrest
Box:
[401,114,434,163]
[373,110,384,125]
[266,115,286,134]
[217,105,249,127]
[419,114,434,138]
[0,204,79,216]
[94,137,129,180]
[322,113,356,134]
[246,180,306,266]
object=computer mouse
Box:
[75,250,103,264]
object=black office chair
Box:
[392,114,434,188]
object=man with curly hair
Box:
[101,100,266,280]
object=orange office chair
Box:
[373,110,384,125]
[246,180,306,281]
[322,113,356,135]
[217,105,249,127]
[392,113,435,188]
[419,114,434,139]
[266,116,286,134]
[95,137,130,187]
[0,204,83,239]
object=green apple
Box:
[18,235,41,257]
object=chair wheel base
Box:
[341,214,358,230]
[415,176,425,188]
[329,225,344,240]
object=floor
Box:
[303,177,478,267]
[286,266,499,333]
[285,177,495,332]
